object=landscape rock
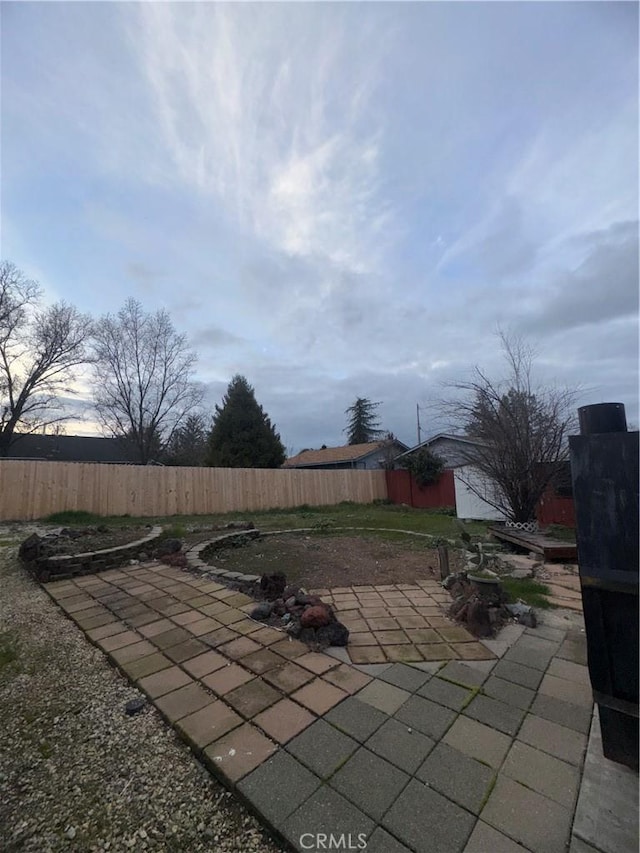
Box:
[225,521,256,530]
[300,604,332,628]
[315,621,349,648]
[505,602,537,628]
[509,568,534,580]
[250,602,273,621]
[260,572,287,600]
[125,698,146,716]
[155,538,182,557]
[18,533,42,563]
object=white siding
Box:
[454,466,507,521]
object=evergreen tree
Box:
[344,398,384,444]
[206,375,286,468]
[164,413,208,466]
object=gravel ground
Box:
[0,537,284,853]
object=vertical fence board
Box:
[0,460,388,520]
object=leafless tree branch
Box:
[441,331,579,522]
[0,261,93,456]
[91,298,203,464]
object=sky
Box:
[2,1,638,454]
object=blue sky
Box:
[2,1,638,452]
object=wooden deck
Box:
[488,524,577,561]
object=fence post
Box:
[438,546,450,581]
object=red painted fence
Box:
[536,490,576,528]
[386,468,576,527]
[385,469,456,509]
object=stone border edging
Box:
[184,525,455,586]
[33,526,163,583]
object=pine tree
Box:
[344,398,384,445]
[164,413,208,466]
[206,375,286,468]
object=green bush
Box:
[44,510,102,524]
[400,448,445,487]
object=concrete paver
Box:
[330,747,410,820]
[237,751,320,825]
[530,692,593,734]
[324,696,389,742]
[176,700,242,749]
[481,775,573,853]
[463,693,526,736]
[417,742,495,814]
[378,662,431,693]
[438,660,489,688]
[286,718,359,778]
[539,672,593,708]
[502,740,580,809]
[395,694,456,740]
[204,722,277,782]
[44,563,636,853]
[283,785,374,851]
[355,679,410,715]
[481,675,535,711]
[253,698,315,744]
[365,717,435,774]
[418,675,473,711]
[518,714,588,766]
[443,716,511,769]
[383,778,475,853]
[492,658,544,690]
[155,682,212,721]
[464,821,529,852]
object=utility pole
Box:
[416,403,422,445]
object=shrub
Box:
[400,448,445,487]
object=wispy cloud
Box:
[132,4,394,276]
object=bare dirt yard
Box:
[205,531,467,589]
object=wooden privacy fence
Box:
[0,460,388,520]
[385,469,456,509]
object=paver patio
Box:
[43,560,636,853]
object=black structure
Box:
[569,402,639,770]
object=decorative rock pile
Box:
[444,570,537,637]
[251,572,350,651]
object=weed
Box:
[502,577,553,609]
[45,510,101,524]
[160,523,187,539]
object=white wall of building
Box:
[454,465,507,521]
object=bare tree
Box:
[92,299,203,464]
[444,332,579,523]
[0,261,93,456]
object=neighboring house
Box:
[393,433,505,521]
[282,439,408,471]
[5,434,135,464]
[394,433,481,469]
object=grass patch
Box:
[502,577,553,609]
[545,524,576,542]
[40,503,488,539]
[45,510,102,525]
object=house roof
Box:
[6,434,135,463]
[395,433,482,460]
[283,440,407,468]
